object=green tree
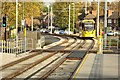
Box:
[2,2,43,27]
[53,2,84,30]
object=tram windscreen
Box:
[84,22,94,31]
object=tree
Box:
[1,2,43,27]
[53,2,84,30]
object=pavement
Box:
[72,53,119,79]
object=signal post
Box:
[2,14,7,41]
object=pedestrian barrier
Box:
[103,36,119,51]
[0,38,33,55]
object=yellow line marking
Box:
[72,53,89,80]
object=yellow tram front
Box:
[81,20,96,38]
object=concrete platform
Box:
[73,53,119,79]
[0,52,31,66]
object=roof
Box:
[82,19,95,23]
[84,14,96,19]
[108,12,119,19]
[78,13,86,20]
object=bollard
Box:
[98,35,103,54]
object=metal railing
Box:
[0,38,33,55]
[103,36,119,51]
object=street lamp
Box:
[85,1,87,14]
[16,0,18,45]
[104,1,108,49]
[97,0,100,38]
[50,5,53,34]
[47,4,50,29]
[68,4,70,35]
[72,3,75,34]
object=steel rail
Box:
[34,39,85,79]
[68,39,95,80]
[0,51,42,71]
[0,36,67,71]
[25,38,76,80]
[1,37,76,79]
[39,39,94,80]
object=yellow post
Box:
[24,28,26,37]
[97,29,103,54]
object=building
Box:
[108,12,120,30]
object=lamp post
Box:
[31,3,33,31]
[50,5,53,34]
[0,1,1,21]
[97,0,100,38]
[47,4,50,29]
[85,1,87,14]
[16,0,18,45]
[72,3,75,34]
[68,4,70,35]
[104,1,107,49]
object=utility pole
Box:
[68,4,70,35]
[0,1,2,37]
[72,3,75,34]
[47,4,50,29]
[16,0,18,43]
[50,5,53,34]
[85,1,87,14]
[104,1,107,49]
[31,16,33,31]
[97,0,99,38]
[22,1,24,31]
[31,3,33,31]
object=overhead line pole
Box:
[68,4,70,35]
[72,3,75,34]
[50,5,53,34]
[0,1,1,19]
[47,4,50,29]
[104,0,107,49]
[97,0,100,38]
[85,1,87,14]
[16,0,18,48]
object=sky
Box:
[43,0,119,2]
[43,0,119,6]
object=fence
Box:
[0,38,33,55]
[103,37,119,51]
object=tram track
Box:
[21,39,92,79]
[1,37,80,79]
[1,35,95,80]
[0,36,67,71]
[23,38,84,79]
[44,39,94,80]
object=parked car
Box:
[107,31,120,36]
[64,30,73,34]
[59,30,65,34]
[54,30,60,34]
[40,28,50,33]
[114,31,120,36]
[107,31,114,36]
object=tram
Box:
[81,19,96,38]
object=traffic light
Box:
[2,16,7,27]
